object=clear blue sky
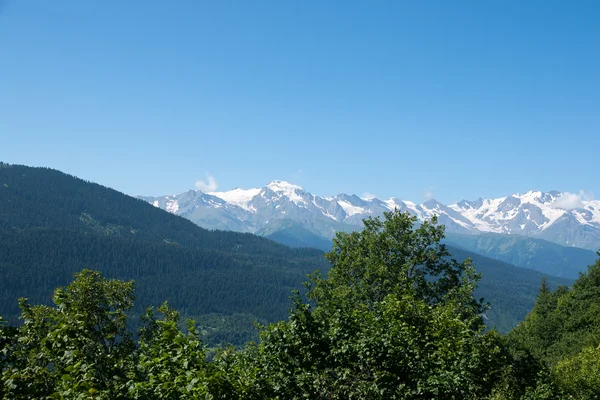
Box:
[1,1,598,204]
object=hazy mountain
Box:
[144,183,600,251]
[444,233,598,279]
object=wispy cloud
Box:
[423,186,435,201]
[195,173,218,192]
[361,192,377,200]
[550,190,593,210]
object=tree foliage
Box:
[507,255,600,399]
[234,211,526,399]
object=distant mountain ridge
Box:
[444,233,598,279]
[142,181,600,251]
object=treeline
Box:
[2,211,598,399]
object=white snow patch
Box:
[384,198,405,212]
[519,190,542,205]
[166,200,179,213]
[448,197,507,232]
[321,210,338,221]
[448,216,472,229]
[572,210,589,225]
[210,188,260,211]
[338,200,365,217]
[152,200,159,208]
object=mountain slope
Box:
[256,219,334,251]
[444,233,598,279]
[452,248,573,332]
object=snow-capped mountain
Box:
[140,183,600,251]
[450,191,600,249]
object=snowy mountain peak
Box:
[266,180,304,192]
[263,181,308,206]
[422,199,444,209]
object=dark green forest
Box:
[0,163,571,343]
[2,210,599,399]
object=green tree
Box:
[510,256,600,365]
[507,254,600,398]
[0,316,17,399]
[1,270,136,399]
[538,276,550,296]
[310,211,486,318]
[243,211,515,399]
[553,346,600,399]
[129,303,235,399]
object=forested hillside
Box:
[0,163,328,342]
[445,233,597,279]
[509,255,600,398]
[451,248,571,332]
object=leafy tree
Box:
[0,316,17,399]
[553,346,600,399]
[310,211,486,318]
[510,256,600,364]
[242,211,516,399]
[507,254,600,398]
[0,271,242,398]
[1,270,136,399]
[129,303,235,399]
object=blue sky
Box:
[1,1,599,204]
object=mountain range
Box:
[142,182,600,250]
[142,181,600,257]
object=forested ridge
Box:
[0,163,572,341]
[2,210,598,399]
[0,162,329,343]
